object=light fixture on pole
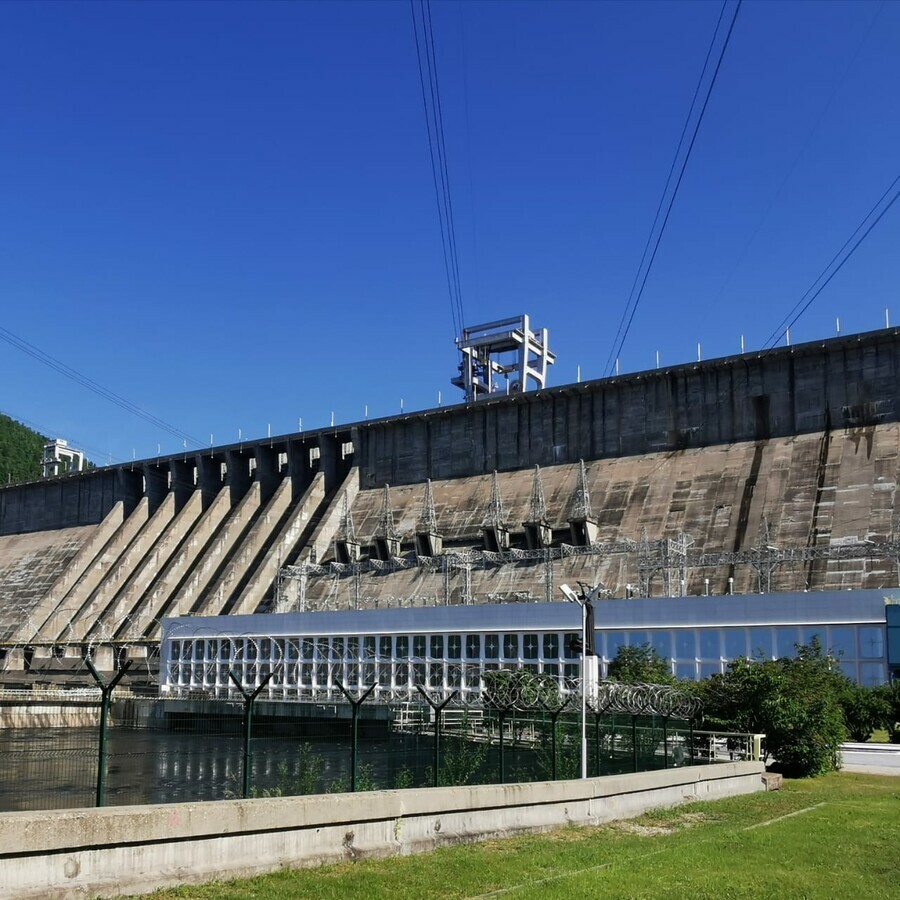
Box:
[560,582,598,780]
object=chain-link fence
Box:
[0,674,752,813]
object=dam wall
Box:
[2,328,897,537]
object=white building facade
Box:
[159,589,895,699]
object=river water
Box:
[0,725,553,812]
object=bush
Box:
[840,683,891,742]
[607,643,675,685]
[700,639,848,777]
[876,681,900,743]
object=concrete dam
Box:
[0,327,898,682]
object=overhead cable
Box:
[605,0,742,376]
[0,406,118,466]
[410,0,465,337]
[761,172,900,350]
[0,325,203,448]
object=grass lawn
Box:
[145,773,899,900]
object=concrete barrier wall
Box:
[0,761,764,899]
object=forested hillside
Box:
[0,414,46,484]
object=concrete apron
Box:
[0,761,765,900]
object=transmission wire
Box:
[761,173,900,350]
[603,0,728,377]
[0,325,203,447]
[606,0,743,375]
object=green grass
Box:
[144,773,899,900]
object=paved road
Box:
[840,742,900,775]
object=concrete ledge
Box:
[0,761,764,899]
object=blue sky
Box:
[1,0,898,465]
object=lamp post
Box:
[561,583,590,779]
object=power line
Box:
[0,406,119,466]
[0,325,203,447]
[425,0,465,334]
[761,172,900,350]
[706,0,885,313]
[604,0,728,377]
[605,0,742,376]
[410,0,465,338]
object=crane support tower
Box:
[452,314,555,402]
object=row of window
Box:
[166,660,581,691]
[168,624,885,666]
[167,655,887,691]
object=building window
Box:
[465,634,481,659]
[503,634,519,659]
[647,631,670,659]
[430,635,444,658]
[448,634,462,660]
[543,633,559,659]
[379,636,392,659]
[675,631,696,659]
[748,627,773,660]
[413,635,426,659]
[523,634,538,660]
[859,627,885,659]
[699,630,720,659]
[827,626,855,660]
[775,627,799,658]
[396,636,409,660]
[676,661,697,680]
[363,636,376,659]
[484,634,499,659]
[859,662,885,687]
[722,629,746,660]
[627,631,648,648]
[331,638,344,660]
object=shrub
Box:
[608,643,675,685]
[840,683,891,743]
[876,681,900,743]
[700,639,848,777]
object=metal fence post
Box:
[228,668,276,799]
[594,713,602,777]
[335,681,376,792]
[689,717,696,765]
[663,716,669,769]
[85,658,132,808]
[415,686,457,787]
[539,696,569,782]
[631,716,638,773]
[498,709,507,784]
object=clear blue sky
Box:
[1,0,897,465]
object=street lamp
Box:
[561,582,599,779]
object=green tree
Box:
[875,681,900,743]
[0,414,46,483]
[840,683,891,743]
[700,638,848,777]
[607,643,674,685]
